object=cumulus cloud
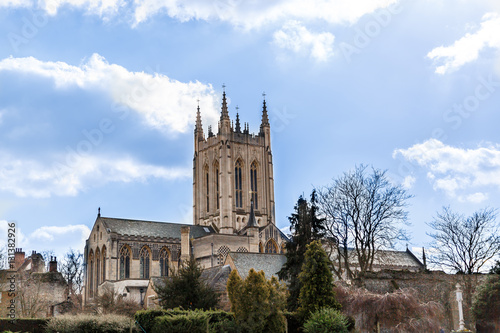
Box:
[0,54,220,134]
[393,139,500,203]
[0,221,90,262]
[427,12,500,74]
[0,150,191,198]
[402,175,416,189]
[273,20,335,62]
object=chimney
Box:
[180,226,191,263]
[14,248,25,270]
[49,256,58,272]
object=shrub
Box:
[135,309,169,332]
[0,319,48,333]
[45,314,136,333]
[152,313,208,333]
[303,308,348,333]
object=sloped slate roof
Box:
[228,252,286,279]
[333,247,423,269]
[201,265,232,292]
[99,217,215,240]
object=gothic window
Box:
[102,246,106,282]
[159,247,169,277]
[119,245,130,279]
[204,165,209,212]
[140,246,151,279]
[88,250,94,298]
[96,248,101,288]
[250,161,258,209]
[214,162,220,210]
[265,239,278,254]
[235,160,243,208]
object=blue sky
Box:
[1,0,500,266]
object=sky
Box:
[0,0,500,267]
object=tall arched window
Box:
[265,239,278,254]
[214,162,220,210]
[119,245,130,279]
[159,247,169,277]
[250,161,258,209]
[204,165,209,212]
[235,160,243,208]
[95,248,101,288]
[102,246,107,282]
[88,250,94,298]
[140,246,151,279]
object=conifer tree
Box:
[278,190,325,311]
[227,269,287,333]
[297,240,340,321]
[154,256,218,310]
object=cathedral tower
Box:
[193,90,275,234]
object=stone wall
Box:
[357,270,486,332]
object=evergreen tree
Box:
[154,256,219,310]
[297,240,341,322]
[227,269,287,333]
[278,190,325,311]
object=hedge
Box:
[0,319,48,333]
[152,313,208,333]
[45,314,138,333]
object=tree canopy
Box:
[297,240,341,322]
[427,207,500,273]
[154,256,219,310]
[227,269,287,333]
[278,190,326,311]
[316,165,411,279]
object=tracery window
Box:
[235,160,243,208]
[265,240,278,254]
[204,165,209,212]
[159,247,169,277]
[250,161,258,209]
[89,250,94,298]
[102,246,106,282]
[119,245,130,279]
[140,246,151,279]
[214,162,220,210]
[96,248,101,287]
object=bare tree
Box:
[427,207,500,274]
[16,273,50,318]
[0,246,7,269]
[316,165,411,279]
[60,249,84,294]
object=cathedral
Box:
[82,90,288,305]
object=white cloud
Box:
[0,151,191,198]
[273,20,335,62]
[427,12,500,74]
[0,221,90,262]
[0,0,32,8]
[0,54,220,134]
[402,175,416,189]
[394,139,500,203]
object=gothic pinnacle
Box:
[195,102,204,139]
[261,92,270,127]
[235,110,241,133]
[221,85,229,121]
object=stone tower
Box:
[193,90,275,234]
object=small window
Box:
[203,227,210,232]
[100,232,102,240]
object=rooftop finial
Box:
[195,100,204,139]
[235,108,241,133]
[221,85,229,121]
[98,207,101,218]
[260,93,270,133]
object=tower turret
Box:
[219,86,231,134]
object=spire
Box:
[235,108,241,133]
[195,101,204,139]
[220,84,229,121]
[246,199,258,228]
[261,92,270,127]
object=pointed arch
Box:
[235,159,243,208]
[203,164,210,213]
[140,245,151,279]
[95,247,101,288]
[265,239,278,254]
[250,160,258,209]
[213,160,220,210]
[159,247,170,277]
[88,249,94,298]
[101,245,107,282]
[119,244,131,279]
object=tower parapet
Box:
[193,89,275,234]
